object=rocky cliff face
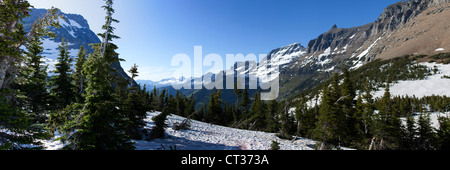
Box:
[375,1,450,59]
[304,0,445,61]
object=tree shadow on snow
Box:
[134,135,241,150]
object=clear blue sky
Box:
[28,0,399,81]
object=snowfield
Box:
[401,112,450,130]
[373,62,450,98]
[133,112,317,150]
[41,112,317,150]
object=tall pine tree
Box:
[63,0,134,150]
[74,45,87,102]
[49,39,76,109]
[1,3,62,149]
[416,113,435,150]
[372,79,402,150]
[206,90,224,125]
[16,34,50,123]
[248,92,266,131]
[314,83,339,149]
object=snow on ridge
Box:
[350,36,383,70]
[68,30,76,38]
[41,38,79,74]
[68,19,83,29]
[57,17,70,28]
[317,47,332,66]
[354,36,382,60]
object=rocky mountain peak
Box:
[22,8,136,86]
[374,0,430,33]
[429,0,450,6]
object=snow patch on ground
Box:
[401,112,450,130]
[40,112,317,150]
[435,48,445,52]
[134,112,317,150]
[373,62,450,98]
[39,131,66,150]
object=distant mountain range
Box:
[26,0,450,109]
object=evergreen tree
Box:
[436,117,450,150]
[0,0,32,149]
[266,100,280,133]
[248,92,267,131]
[240,87,250,115]
[184,94,195,117]
[233,81,242,122]
[150,86,158,108]
[340,67,359,145]
[314,84,339,149]
[16,35,50,123]
[128,63,138,87]
[278,100,296,140]
[372,79,402,150]
[403,112,416,149]
[120,65,149,140]
[157,89,166,111]
[295,95,316,138]
[1,2,60,91]
[175,90,186,116]
[362,79,375,136]
[1,4,62,149]
[351,95,366,149]
[149,110,169,140]
[165,93,176,115]
[49,39,76,109]
[206,90,224,125]
[123,87,148,140]
[74,46,87,102]
[270,140,280,150]
[0,0,31,91]
[0,91,47,150]
[61,0,134,150]
[416,113,435,150]
[371,80,390,150]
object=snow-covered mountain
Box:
[239,43,306,83]
[137,43,306,89]
[22,9,135,85]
